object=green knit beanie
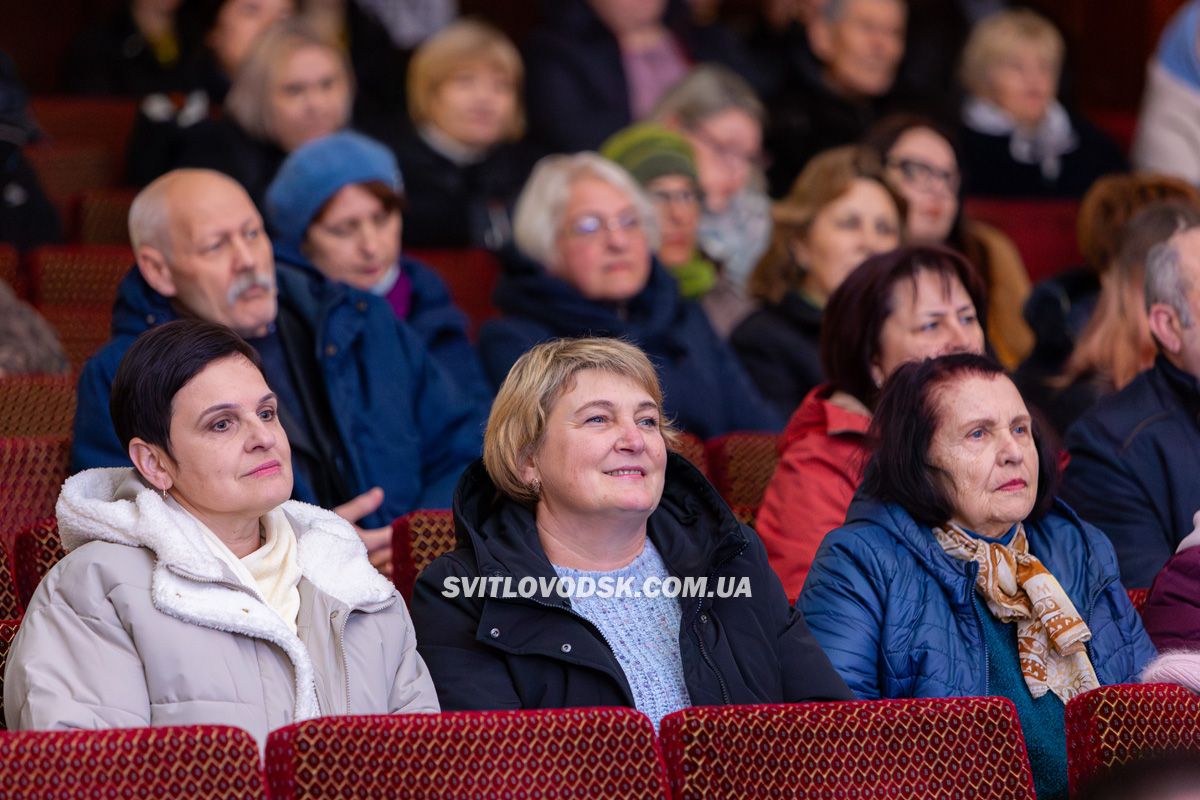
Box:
[600,123,699,187]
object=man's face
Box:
[160,176,277,338]
[1170,232,1200,380]
[813,0,906,99]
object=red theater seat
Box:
[391,509,455,602]
[0,436,70,547]
[0,374,77,437]
[1066,683,1200,796]
[265,708,670,800]
[964,198,1082,283]
[406,247,500,340]
[705,431,780,520]
[660,698,1036,800]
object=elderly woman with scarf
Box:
[800,352,1154,800]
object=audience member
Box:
[385,19,539,249]
[600,122,745,335]
[0,281,70,376]
[1019,173,1200,386]
[764,0,908,197]
[0,53,62,252]
[958,9,1127,198]
[756,245,986,600]
[522,0,764,154]
[1133,0,1200,185]
[126,0,295,186]
[652,65,773,296]
[480,152,781,438]
[1142,511,1200,650]
[63,0,188,97]
[1021,202,1200,436]
[71,169,483,553]
[178,19,352,209]
[863,114,1034,366]
[1074,754,1200,800]
[411,337,853,723]
[731,146,903,419]
[801,353,1155,800]
[7,320,438,742]
[1063,222,1200,588]
[265,130,490,407]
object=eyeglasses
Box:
[648,187,701,207]
[563,210,642,240]
[688,125,768,172]
[886,157,961,194]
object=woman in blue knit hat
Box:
[265,129,490,407]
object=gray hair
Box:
[225,18,353,145]
[650,64,765,129]
[129,172,179,256]
[1145,232,1198,327]
[512,152,660,270]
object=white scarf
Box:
[962,95,1078,181]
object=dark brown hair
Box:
[861,352,1060,526]
[821,245,988,409]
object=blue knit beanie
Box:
[266,131,403,265]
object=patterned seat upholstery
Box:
[671,432,708,478]
[0,374,77,437]
[1066,683,1200,796]
[13,518,65,611]
[391,509,455,602]
[0,725,265,798]
[1125,588,1149,615]
[27,244,134,308]
[265,708,671,800]
[406,248,500,340]
[705,432,780,514]
[0,436,70,544]
[77,188,136,246]
[0,618,22,730]
[38,306,116,371]
[660,699,1036,800]
[962,198,1081,283]
[0,244,21,299]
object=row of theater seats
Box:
[0,683,1195,798]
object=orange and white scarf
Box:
[932,522,1100,703]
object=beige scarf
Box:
[932,522,1100,703]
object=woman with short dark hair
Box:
[755,245,986,599]
[6,319,439,743]
[799,352,1155,800]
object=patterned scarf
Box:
[932,522,1100,703]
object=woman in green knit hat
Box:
[601,122,750,336]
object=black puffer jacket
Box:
[410,456,853,712]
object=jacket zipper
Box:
[694,537,747,705]
[336,610,351,713]
[968,562,990,696]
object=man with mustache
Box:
[71,169,484,562]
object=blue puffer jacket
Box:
[798,496,1155,700]
[71,264,484,528]
[274,249,492,412]
[479,250,783,439]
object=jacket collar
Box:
[1154,354,1200,421]
[774,290,824,334]
[450,454,748,607]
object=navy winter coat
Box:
[70,264,484,528]
[411,455,853,712]
[799,496,1155,700]
[1062,356,1200,588]
[479,251,783,439]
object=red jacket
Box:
[755,385,872,602]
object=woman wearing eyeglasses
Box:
[478,152,783,439]
[862,114,1035,368]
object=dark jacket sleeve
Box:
[707,317,787,433]
[477,317,549,390]
[740,529,853,702]
[1062,419,1174,589]
[70,351,129,472]
[1142,546,1200,651]
[410,553,524,711]
[797,527,890,700]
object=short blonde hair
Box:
[483,337,680,505]
[225,19,353,145]
[960,9,1064,98]
[512,152,660,270]
[407,18,525,141]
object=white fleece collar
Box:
[56,468,399,720]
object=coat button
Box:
[325,344,338,357]
[356,301,368,312]
[330,611,339,620]
[561,643,572,653]
[699,613,709,623]
[146,314,156,325]
[489,627,500,638]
